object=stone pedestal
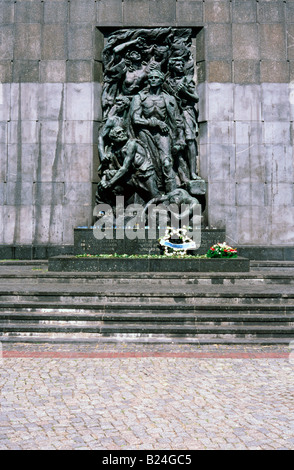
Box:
[48,255,250,273]
[73,227,226,256]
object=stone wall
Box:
[0,0,293,258]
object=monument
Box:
[49,26,249,272]
[93,27,207,251]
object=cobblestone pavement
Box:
[0,343,293,450]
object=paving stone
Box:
[0,340,293,450]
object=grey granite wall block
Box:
[206,24,232,60]
[0,83,10,122]
[206,83,234,121]
[0,61,12,82]
[237,206,271,245]
[63,120,93,145]
[7,143,38,183]
[64,182,93,206]
[94,28,104,61]
[176,1,204,26]
[33,182,65,206]
[10,83,38,121]
[0,121,6,145]
[204,0,231,24]
[232,0,257,24]
[235,144,266,183]
[15,0,43,24]
[208,181,236,207]
[196,27,205,63]
[236,182,266,207]
[287,25,294,61]
[38,83,65,121]
[286,2,294,24]
[93,60,103,83]
[234,85,262,121]
[0,143,7,182]
[14,24,41,60]
[261,83,290,121]
[0,25,13,59]
[222,207,238,247]
[265,182,294,207]
[258,1,285,24]
[4,205,34,244]
[201,121,234,145]
[232,24,259,60]
[12,60,40,83]
[40,61,66,83]
[149,0,176,25]
[39,121,61,145]
[260,60,289,83]
[68,24,93,60]
[198,142,209,180]
[8,120,39,144]
[5,181,34,206]
[33,204,64,244]
[260,24,286,61]
[233,60,260,84]
[235,121,263,145]
[34,142,65,183]
[69,0,95,23]
[42,25,67,61]
[43,0,69,24]
[62,205,93,244]
[270,206,294,245]
[93,82,103,121]
[63,144,93,182]
[96,0,123,26]
[66,60,93,83]
[0,0,15,24]
[65,83,93,121]
[208,60,232,83]
[196,61,206,83]
[123,0,150,26]
[207,143,236,182]
[0,183,6,206]
[197,81,207,121]
[206,204,227,230]
[264,145,293,184]
[263,121,291,145]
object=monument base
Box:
[48,255,249,273]
[48,226,249,272]
[73,228,226,256]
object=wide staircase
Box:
[0,260,293,345]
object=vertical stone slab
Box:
[123,0,150,26]
[96,0,123,26]
[149,0,176,25]
[176,1,203,26]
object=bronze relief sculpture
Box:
[96,28,205,225]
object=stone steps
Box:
[0,293,293,306]
[1,273,294,286]
[0,301,293,343]
[0,262,293,344]
[0,321,293,335]
[0,311,293,322]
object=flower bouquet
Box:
[206,242,237,258]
